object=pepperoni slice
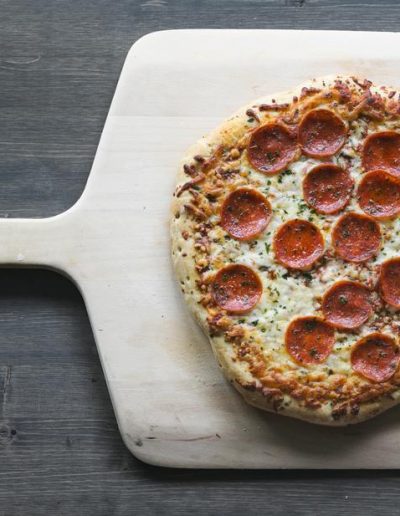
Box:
[273,219,324,270]
[211,264,262,314]
[247,122,298,175]
[298,109,347,158]
[285,316,335,365]
[332,212,381,263]
[303,164,353,215]
[379,258,400,309]
[357,170,400,219]
[220,188,272,241]
[322,280,373,330]
[362,131,400,176]
[351,333,400,383]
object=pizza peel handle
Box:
[0,212,76,273]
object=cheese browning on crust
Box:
[171,75,400,425]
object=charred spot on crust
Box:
[331,405,348,421]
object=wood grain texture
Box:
[1,0,400,514]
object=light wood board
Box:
[3,29,400,468]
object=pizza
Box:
[170,75,400,425]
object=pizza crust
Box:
[171,75,400,426]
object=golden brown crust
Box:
[170,75,400,426]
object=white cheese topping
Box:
[206,116,400,376]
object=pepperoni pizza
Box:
[171,76,400,425]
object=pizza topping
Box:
[176,173,206,197]
[352,77,372,90]
[362,131,400,176]
[357,169,400,219]
[298,108,347,158]
[247,122,298,175]
[322,280,373,330]
[246,108,260,123]
[379,258,400,309]
[285,316,335,365]
[211,264,262,314]
[332,212,381,263]
[303,164,353,214]
[220,188,272,240]
[273,219,324,270]
[334,80,352,102]
[300,87,322,99]
[258,103,289,112]
[351,333,400,383]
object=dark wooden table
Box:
[1,1,400,514]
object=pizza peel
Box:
[4,29,400,468]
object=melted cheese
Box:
[205,116,400,377]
